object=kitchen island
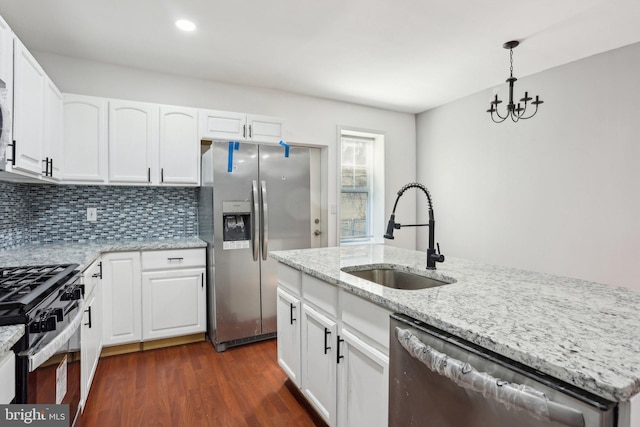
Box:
[270,244,640,406]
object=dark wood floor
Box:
[81,339,326,427]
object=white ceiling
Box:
[1,0,640,113]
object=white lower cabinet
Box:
[337,328,389,427]
[141,268,205,340]
[301,304,338,427]
[102,249,206,348]
[102,251,142,346]
[277,263,390,427]
[276,287,301,386]
[81,258,103,409]
[0,351,15,404]
[81,287,102,406]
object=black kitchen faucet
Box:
[384,182,445,269]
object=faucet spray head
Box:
[384,214,396,239]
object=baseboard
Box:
[100,333,205,358]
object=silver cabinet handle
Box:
[395,327,585,427]
[260,180,268,261]
[251,180,259,262]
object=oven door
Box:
[20,299,84,427]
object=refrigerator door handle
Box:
[252,180,260,262]
[260,180,269,261]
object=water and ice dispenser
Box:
[222,201,252,250]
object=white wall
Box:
[35,52,417,249]
[416,42,640,291]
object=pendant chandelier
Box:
[486,40,543,123]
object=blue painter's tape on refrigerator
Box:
[228,141,240,172]
[279,140,290,158]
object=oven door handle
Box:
[24,300,85,372]
[395,327,585,427]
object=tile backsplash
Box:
[0,182,198,250]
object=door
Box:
[337,328,389,427]
[199,110,246,141]
[211,141,262,343]
[108,100,155,184]
[12,38,45,176]
[62,94,108,183]
[276,287,301,387]
[141,268,206,340]
[43,78,62,180]
[258,144,311,334]
[102,252,142,346]
[246,114,284,143]
[301,304,337,426]
[159,106,199,185]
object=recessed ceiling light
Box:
[176,19,196,32]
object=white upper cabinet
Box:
[108,100,156,184]
[158,106,199,185]
[6,35,62,181]
[247,114,285,144]
[0,15,13,146]
[62,94,108,183]
[199,109,284,143]
[12,37,45,176]
[43,78,63,181]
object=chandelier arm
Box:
[492,106,508,121]
[519,103,539,120]
[491,113,508,123]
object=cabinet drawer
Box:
[340,289,391,350]
[0,351,15,404]
[141,248,205,271]
[302,273,338,318]
[278,263,301,296]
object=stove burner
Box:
[0,264,79,310]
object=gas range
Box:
[1,263,84,424]
[0,264,83,339]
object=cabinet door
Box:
[102,252,142,346]
[62,94,108,183]
[277,287,301,387]
[81,288,101,409]
[159,106,199,185]
[247,114,284,144]
[43,78,62,181]
[301,304,337,427]
[108,100,156,184]
[337,328,389,427]
[199,109,246,141]
[0,16,13,144]
[12,38,45,176]
[141,268,206,341]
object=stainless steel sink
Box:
[341,267,451,290]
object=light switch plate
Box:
[87,207,97,222]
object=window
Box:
[340,135,374,243]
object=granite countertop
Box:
[0,237,206,353]
[0,237,207,271]
[0,325,24,356]
[270,244,640,402]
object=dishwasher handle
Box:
[395,327,585,427]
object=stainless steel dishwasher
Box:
[389,314,619,427]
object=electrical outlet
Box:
[87,207,97,222]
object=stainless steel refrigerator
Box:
[199,140,311,351]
